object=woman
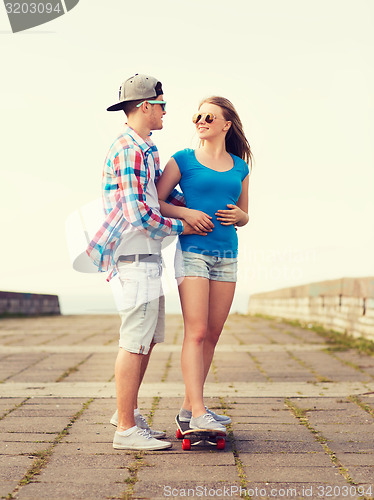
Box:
[157,96,252,432]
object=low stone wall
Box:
[248,277,374,341]
[0,291,60,317]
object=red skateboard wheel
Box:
[182,438,191,451]
[217,438,225,450]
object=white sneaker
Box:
[113,427,172,450]
[110,409,166,439]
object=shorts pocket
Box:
[118,278,139,310]
[145,265,162,303]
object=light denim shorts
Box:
[175,250,238,282]
[116,261,165,355]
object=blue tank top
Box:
[172,148,249,258]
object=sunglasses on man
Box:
[136,100,167,112]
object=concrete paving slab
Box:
[329,442,374,454]
[305,423,374,437]
[243,465,346,483]
[50,442,133,456]
[36,466,129,485]
[15,481,127,500]
[232,428,320,443]
[1,441,51,455]
[157,450,237,465]
[0,431,56,443]
[240,453,333,468]
[232,414,298,424]
[0,455,35,473]
[290,398,355,410]
[0,480,21,499]
[10,408,82,418]
[308,414,373,426]
[237,440,322,454]
[0,416,74,434]
[59,431,113,444]
[137,463,239,483]
[0,397,26,408]
[344,466,374,484]
[338,453,374,466]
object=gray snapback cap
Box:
[107,74,163,112]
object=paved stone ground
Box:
[1,314,374,500]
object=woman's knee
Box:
[184,325,207,344]
[206,328,221,347]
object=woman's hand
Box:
[182,208,214,233]
[215,204,249,226]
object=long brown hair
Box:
[199,96,253,171]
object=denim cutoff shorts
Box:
[116,260,165,355]
[175,250,237,282]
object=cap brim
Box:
[107,93,159,112]
[107,102,125,112]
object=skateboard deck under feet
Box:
[175,415,226,450]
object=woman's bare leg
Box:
[203,280,236,382]
[178,276,209,418]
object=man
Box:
[86,74,204,450]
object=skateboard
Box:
[175,415,226,451]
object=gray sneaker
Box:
[178,407,193,423]
[110,410,166,439]
[113,427,172,450]
[205,406,231,425]
[179,407,231,425]
[189,413,226,433]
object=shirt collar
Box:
[124,124,154,153]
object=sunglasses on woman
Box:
[192,112,227,124]
[136,100,167,111]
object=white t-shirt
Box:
[114,160,161,260]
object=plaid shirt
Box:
[86,126,185,281]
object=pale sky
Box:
[1,0,373,314]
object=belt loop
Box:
[135,255,139,266]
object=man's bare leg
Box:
[115,348,143,432]
[134,343,155,410]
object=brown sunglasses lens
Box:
[192,113,201,124]
[205,113,214,123]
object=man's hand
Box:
[182,209,214,233]
[181,220,208,236]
